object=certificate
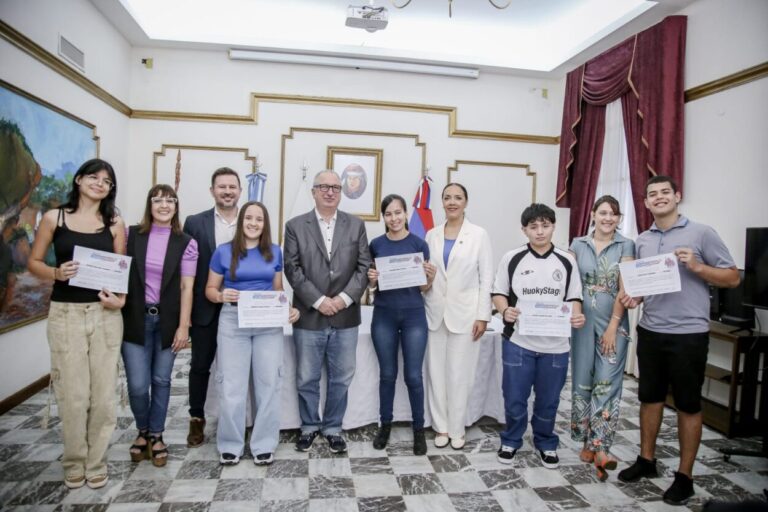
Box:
[69,245,131,294]
[237,291,289,328]
[375,252,427,291]
[517,300,573,338]
[619,253,681,297]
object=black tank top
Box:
[51,209,115,303]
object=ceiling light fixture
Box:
[391,0,512,18]
[228,49,479,78]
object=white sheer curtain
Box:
[595,100,641,376]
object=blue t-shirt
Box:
[443,238,456,269]
[210,243,283,291]
[370,233,430,309]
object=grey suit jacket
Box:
[284,209,372,330]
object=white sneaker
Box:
[219,452,240,465]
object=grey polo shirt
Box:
[636,215,735,334]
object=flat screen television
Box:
[743,227,768,310]
[710,269,754,331]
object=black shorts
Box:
[636,326,709,414]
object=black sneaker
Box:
[618,455,658,483]
[219,452,240,465]
[295,430,320,452]
[539,449,559,469]
[373,424,391,450]
[663,471,694,505]
[497,445,517,464]
[326,434,347,454]
[413,429,427,456]
[254,452,274,466]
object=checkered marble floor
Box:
[1,352,766,512]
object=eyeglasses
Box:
[151,197,178,205]
[84,174,114,189]
[313,184,342,193]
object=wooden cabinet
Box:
[665,322,767,437]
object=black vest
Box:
[122,226,192,349]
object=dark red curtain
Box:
[556,16,687,241]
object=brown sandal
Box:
[149,434,168,467]
[129,430,149,462]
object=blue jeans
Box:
[121,313,176,434]
[294,326,358,435]
[371,306,427,430]
[500,339,569,451]
[216,304,283,456]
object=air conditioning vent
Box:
[58,35,85,72]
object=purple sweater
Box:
[141,225,199,304]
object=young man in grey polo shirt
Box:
[617,176,739,505]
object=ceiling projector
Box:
[346,5,389,32]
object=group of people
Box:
[28,158,738,507]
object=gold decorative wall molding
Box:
[0,20,132,116]
[279,127,426,241]
[151,144,257,185]
[134,92,560,145]
[447,160,537,203]
[685,61,768,103]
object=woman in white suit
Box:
[424,182,494,449]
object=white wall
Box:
[1,0,767,401]
[0,0,132,401]
[678,0,768,327]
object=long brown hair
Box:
[230,201,273,281]
[139,184,182,234]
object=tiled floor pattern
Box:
[0,352,766,511]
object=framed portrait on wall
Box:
[326,146,383,221]
[0,79,99,334]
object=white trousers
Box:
[426,321,481,438]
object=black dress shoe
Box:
[373,424,391,450]
[413,429,427,456]
[618,455,658,482]
[663,471,694,506]
[295,430,320,452]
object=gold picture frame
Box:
[326,146,383,221]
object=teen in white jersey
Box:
[492,204,585,469]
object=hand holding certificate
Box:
[619,253,681,298]
[517,300,573,337]
[68,245,131,294]
[375,253,427,291]
[237,291,290,328]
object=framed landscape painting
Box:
[0,79,98,334]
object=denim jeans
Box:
[216,304,284,456]
[294,325,358,435]
[371,305,427,430]
[121,313,177,434]
[500,339,569,451]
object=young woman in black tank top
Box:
[28,158,126,490]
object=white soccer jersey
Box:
[492,244,583,353]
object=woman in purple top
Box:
[121,184,198,467]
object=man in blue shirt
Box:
[618,176,739,506]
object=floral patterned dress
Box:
[569,232,635,453]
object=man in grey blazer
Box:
[284,170,372,453]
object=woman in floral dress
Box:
[569,195,635,481]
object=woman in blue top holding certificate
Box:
[367,194,436,455]
[205,201,299,466]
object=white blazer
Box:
[423,218,494,333]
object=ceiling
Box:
[93,0,696,77]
